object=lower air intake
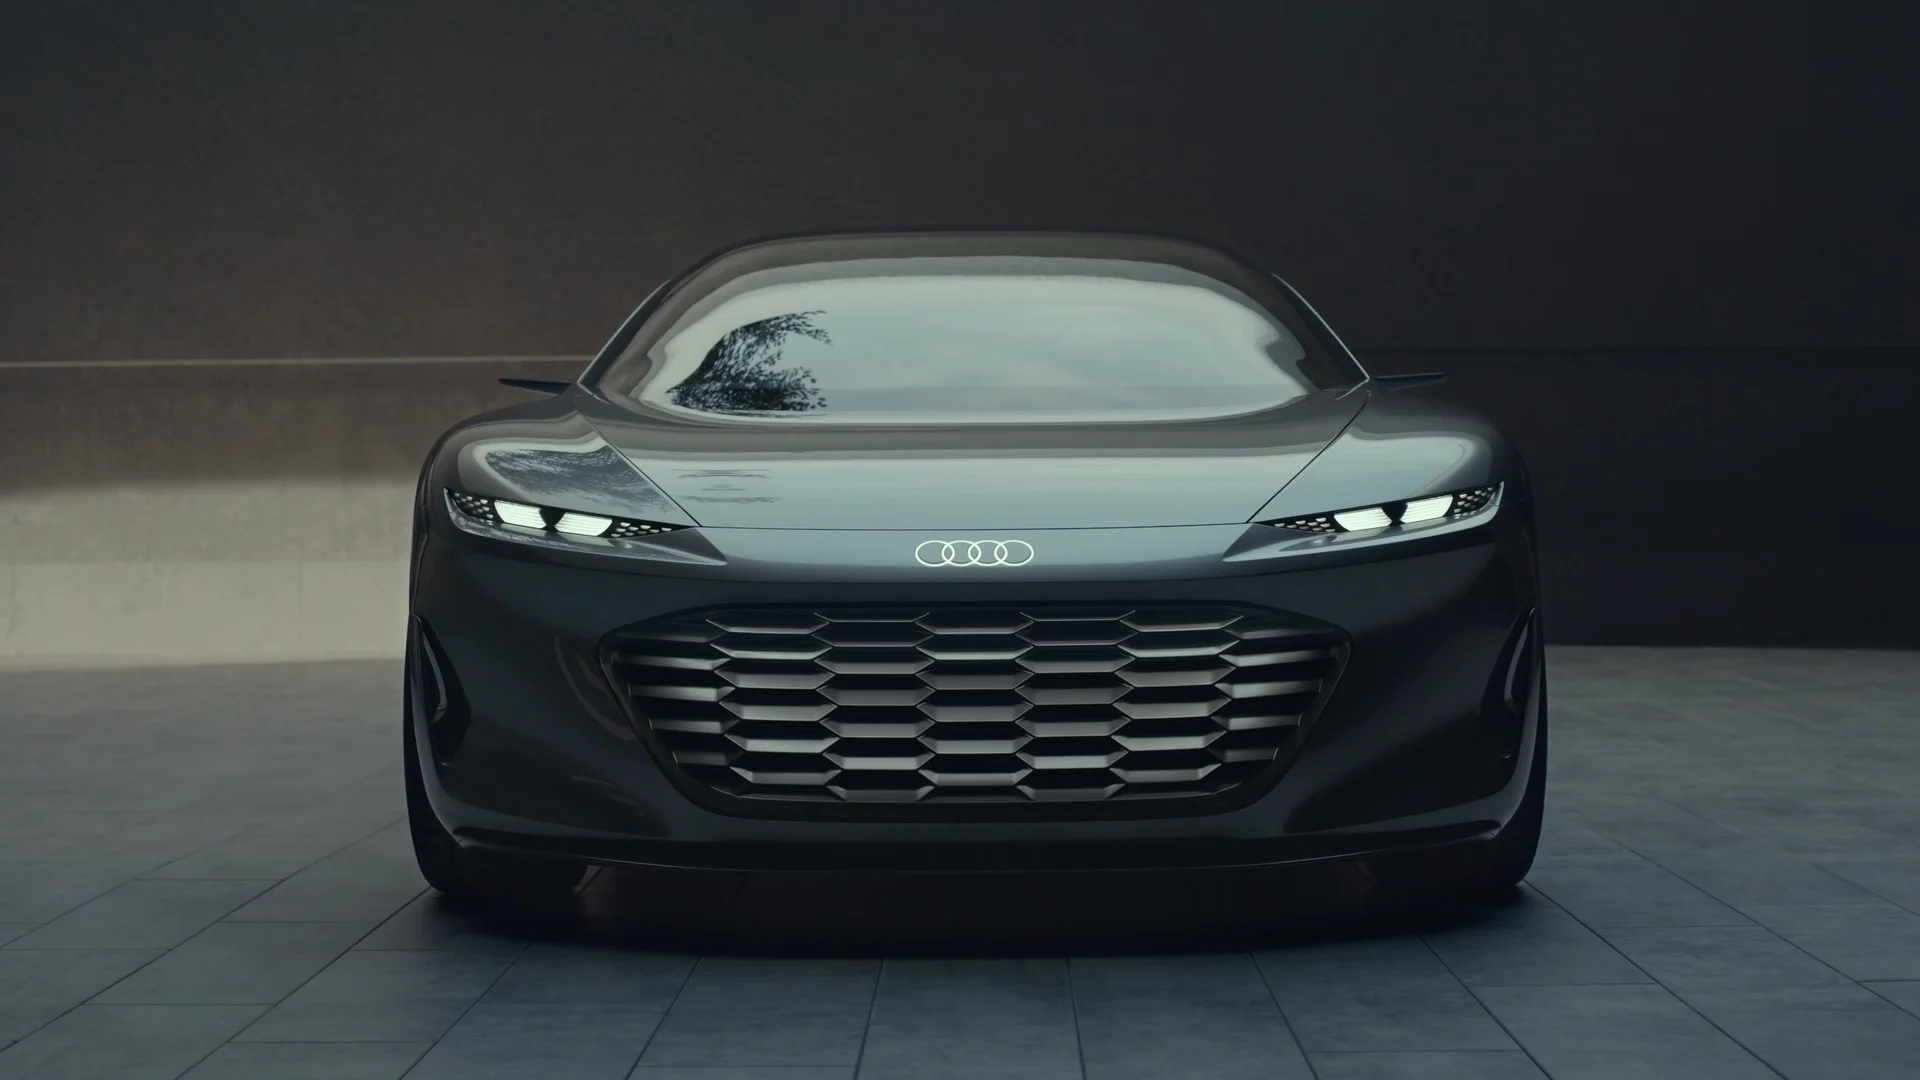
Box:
[603,604,1345,813]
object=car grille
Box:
[603,605,1345,810]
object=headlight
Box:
[1260,484,1499,534]
[446,490,684,540]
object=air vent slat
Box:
[606,603,1344,812]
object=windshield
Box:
[596,240,1361,425]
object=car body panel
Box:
[1248,392,1524,521]
[407,526,1541,857]
[567,388,1367,531]
[405,230,1546,879]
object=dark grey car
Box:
[404,231,1546,908]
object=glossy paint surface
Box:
[428,382,1519,582]
[408,527,1541,849]
[408,231,1543,874]
[579,393,1364,531]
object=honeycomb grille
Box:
[448,491,499,521]
[1279,515,1341,534]
[604,605,1345,809]
[1449,486,1496,516]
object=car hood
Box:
[575,391,1367,530]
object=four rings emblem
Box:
[914,540,1035,567]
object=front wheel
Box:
[404,677,587,904]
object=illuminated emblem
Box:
[914,540,1035,567]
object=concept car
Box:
[405,231,1546,907]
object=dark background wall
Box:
[4,0,1917,648]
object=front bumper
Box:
[408,518,1543,874]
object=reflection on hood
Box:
[480,443,685,521]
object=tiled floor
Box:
[1,647,1918,1079]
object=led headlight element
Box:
[1332,506,1393,531]
[555,512,614,537]
[1262,484,1500,534]
[1399,494,1454,523]
[493,501,547,529]
[446,490,682,541]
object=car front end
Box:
[403,231,1546,902]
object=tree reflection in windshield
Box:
[666,312,830,414]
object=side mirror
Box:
[1372,372,1448,391]
[498,378,571,395]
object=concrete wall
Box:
[5,1,1916,662]
[6,0,1917,363]
[4,349,1914,667]
[0,358,581,665]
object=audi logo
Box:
[914,540,1036,567]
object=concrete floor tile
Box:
[92,921,374,1005]
[0,948,163,1044]
[1071,954,1312,1078]
[1474,984,1777,1079]
[1814,859,1920,912]
[1274,975,1515,1054]
[1525,856,1751,928]
[1643,850,1889,909]
[42,816,253,866]
[481,944,694,1006]
[637,958,877,1069]
[177,1040,429,1080]
[1532,816,1629,859]
[1699,1003,1920,1080]
[1256,935,1456,990]
[146,831,358,880]
[234,999,483,1044]
[223,829,425,924]
[1664,792,1918,857]
[1866,980,1920,1017]
[1564,801,1758,855]
[0,862,152,924]
[1597,923,1883,1010]
[1306,1050,1548,1080]
[353,893,529,960]
[404,1003,661,1080]
[5,648,1920,1077]
[0,1003,264,1080]
[1499,1044,1781,1079]
[625,1060,852,1068]
[8,879,275,950]
[1817,802,1920,851]
[249,783,406,843]
[1735,901,1920,982]
[855,1066,1079,1080]
[1420,894,1651,987]
[855,959,1083,1080]
[233,951,508,1043]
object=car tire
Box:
[1483,673,1548,896]
[404,674,587,904]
